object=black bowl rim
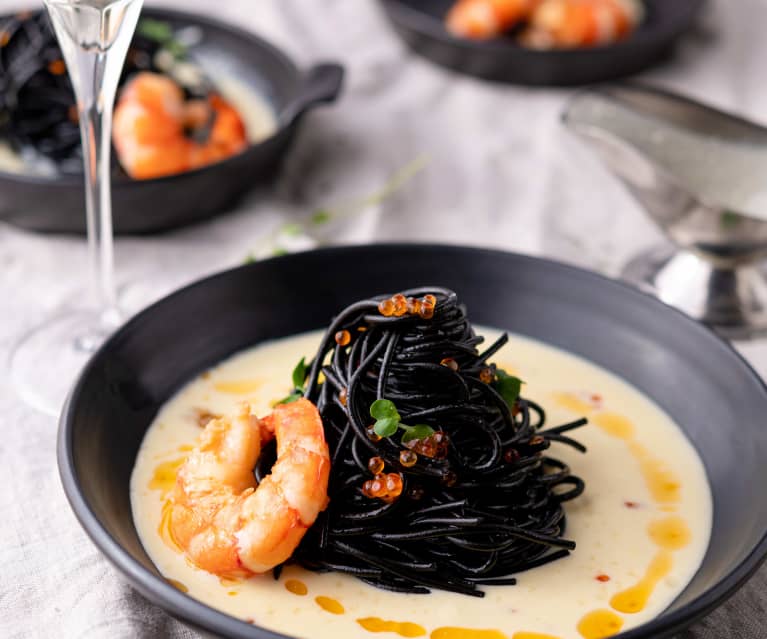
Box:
[379,0,705,56]
[58,243,767,639]
[0,6,301,188]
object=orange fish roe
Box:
[419,300,435,320]
[335,330,351,346]
[47,59,66,75]
[440,357,459,371]
[378,293,439,319]
[392,294,409,317]
[366,425,382,442]
[339,388,348,406]
[363,472,404,501]
[399,449,418,467]
[406,431,449,459]
[479,367,495,384]
[379,299,396,317]
[368,456,385,475]
[0,31,10,47]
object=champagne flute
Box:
[9,0,143,415]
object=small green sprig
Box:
[493,369,523,408]
[276,357,308,405]
[370,399,435,444]
[137,18,187,58]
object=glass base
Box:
[9,309,113,417]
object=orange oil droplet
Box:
[213,380,261,395]
[315,596,344,614]
[628,441,681,504]
[591,413,635,440]
[227,591,238,596]
[552,392,598,416]
[165,578,188,593]
[430,628,508,639]
[219,576,240,588]
[648,516,691,551]
[158,501,181,552]
[357,617,427,637]
[576,609,624,639]
[610,551,673,614]
[150,458,186,496]
[285,579,308,596]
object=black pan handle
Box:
[281,63,345,126]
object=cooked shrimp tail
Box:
[113,72,248,180]
[446,0,539,39]
[168,399,330,578]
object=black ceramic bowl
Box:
[0,8,343,235]
[379,0,704,85]
[59,244,767,638]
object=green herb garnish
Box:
[276,357,308,405]
[137,18,187,58]
[493,369,523,408]
[370,399,435,444]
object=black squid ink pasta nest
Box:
[258,287,589,597]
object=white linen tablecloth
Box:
[2,0,767,637]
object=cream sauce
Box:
[130,329,711,639]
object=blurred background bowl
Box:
[0,7,344,235]
[379,0,704,86]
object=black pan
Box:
[379,0,704,86]
[0,8,344,235]
[59,244,767,638]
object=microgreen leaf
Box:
[276,392,302,405]
[138,18,174,42]
[401,424,435,444]
[374,416,400,438]
[311,209,332,225]
[494,369,523,408]
[370,399,399,421]
[281,222,303,237]
[292,357,308,390]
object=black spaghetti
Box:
[276,287,588,597]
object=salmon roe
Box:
[366,425,382,442]
[479,367,495,384]
[392,294,408,317]
[335,330,351,346]
[362,472,404,501]
[368,456,385,475]
[399,450,418,467]
[378,299,396,317]
[440,357,459,371]
[377,292,439,320]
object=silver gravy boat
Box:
[563,83,767,340]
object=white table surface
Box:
[2,0,767,637]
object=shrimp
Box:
[523,0,643,48]
[112,71,248,180]
[446,0,540,39]
[168,399,330,578]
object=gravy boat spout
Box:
[563,84,767,339]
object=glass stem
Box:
[79,55,119,325]
[44,0,144,330]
